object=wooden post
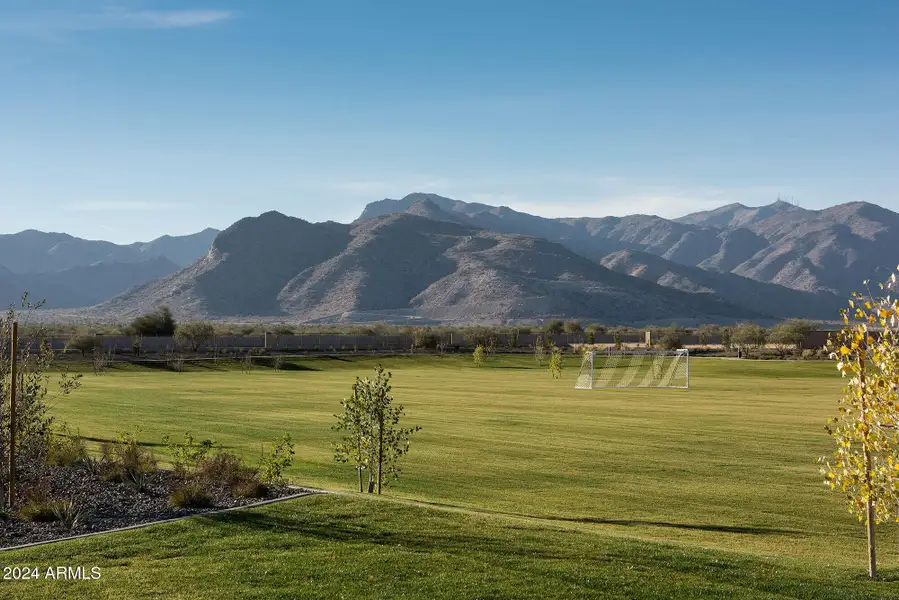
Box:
[7,321,18,508]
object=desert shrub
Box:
[231,475,268,499]
[100,428,157,481]
[127,306,176,336]
[51,499,87,529]
[164,432,216,479]
[259,434,295,484]
[77,456,104,477]
[48,425,88,467]
[802,348,817,360]
[273,355,284,370]
[124,470,151,493]
[196,450,250,489]
[272,325,294,335]
[19,499,60,522]
[170,486,214,508]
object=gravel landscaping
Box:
[0,465,314,549]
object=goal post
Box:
[575,349,689,389]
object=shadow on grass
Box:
[78,435,235,450]
[401,499,804,537]
[196,509,573,561]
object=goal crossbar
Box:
[575,349,689,389]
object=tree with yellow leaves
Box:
[820,267,899,579]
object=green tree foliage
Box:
[68,333,99,356]
[174,321,215,352]
[472,344,486,367]
[697,324,719,347]
[1,299,81,505]
[585,330,595,345]
[412,326,439,350]
[534,336,546,364]
[659,325,685,351]
[720,326,733,351]
[587,323,607,335]
[549,346,563,379]
[259,434,295,484]
[563,320,583,334]
[820,269,899,578]
[128,306,177,337]
[544,320,565,335]
[732,322,767,355]
[334,366,420,494]
[769,319,818,357]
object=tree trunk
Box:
[377,410,384,495]
[367,469,374,493]
[358,466,363,493]
[867,497,877,579]
[860,351,877,579]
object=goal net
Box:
[575,349,689,389]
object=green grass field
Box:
[4,354,899,598]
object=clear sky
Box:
[1,0,897,243]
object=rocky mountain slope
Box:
[97,211,760,324]
[363,194,899,297]
[599,249,843,320]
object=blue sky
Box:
[1,0,897,243]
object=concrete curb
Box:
[0,488,330,553]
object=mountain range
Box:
[0,229,218,310]
[3,194,897,325]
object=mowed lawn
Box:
[5,354,899,598]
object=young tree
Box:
[174,321,215,352]
[549,346,563,379]
[334,377,373,492]
[333,366,420,494]
[534,335,546,364]
[820,271,899,579]
[1,297,81,506]
[473,344,486,367]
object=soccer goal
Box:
[575,349,689,389]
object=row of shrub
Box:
[11,427,295,529]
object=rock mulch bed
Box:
[0,466,313,549]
